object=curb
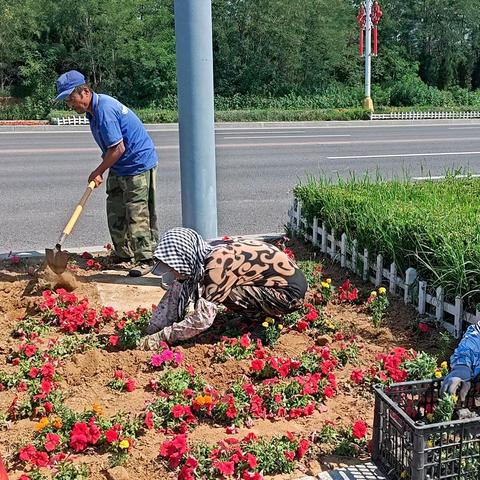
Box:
[0,233,285,261]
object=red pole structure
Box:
[370,1,383,57]
[356,5,366,57]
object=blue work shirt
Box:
[450,323,480,378]
[86,92,157,176]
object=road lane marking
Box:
[221,134,350,139]
[328,151,480,159]
[448,127,480,130]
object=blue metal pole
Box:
[174,0,218,238]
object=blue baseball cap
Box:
[55,70,86,100]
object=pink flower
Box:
[151,354,164,367]
[44,433,60,452]
[125,378,136,392]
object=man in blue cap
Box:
[55,70,159,277]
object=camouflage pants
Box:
[106,167,159,262]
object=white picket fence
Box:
[288,199,480,338]
[52,116,89,126]
[370,111,480,120]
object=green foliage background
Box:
[1,0,480,116]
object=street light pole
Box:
[174,0,218,238]
[363,0,374,111]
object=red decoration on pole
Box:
[370,1,383,56]
[356,5,366,57]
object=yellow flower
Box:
[278,324,284,330]
[400,471,408,479]
[92,402,103,416]
[378,287,386,295]
[52,417,63,429]
[370,291,377,298]
[326,278,332,284]
[262,322,269,328]
[452,394,458,402]
[35,417,49,432]
[325,320,335,330]
[426,413,434,422]
[426,440,433,448]
[440,361,448,369]
[266,317,275,324]
[119,439,130,449]
[434,370,442,378]
[321,282,330,289]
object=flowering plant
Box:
[112,307,152,349]
[215,334,259,362]
[366,287,389,327]
[337,280,358,303]
[107,370,136,392]
[150,344,184,369]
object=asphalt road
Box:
[2,120,480,252]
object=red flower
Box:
[296,320,309,332]
[214,460,235,476]
[44,432,60,452]
[239,334,251,348]
[284,450,295,461]
[28,367,39,378]
[350,369,364,384]
[19,444,37,461]
[305,308,318,321]
[32,451,49,467]
[69,422,89,452]
[24,344,37,357]
[323,385,335,398]
[352,420,367,439]
[43,401,54,414]
[296,438,310,459]
[41,379,53,395]
[125,378,136,392]
[114,370,125,379]
[418,322,429,333]
[81,252,93,259]
[109,335,119,346]
[41,363,55,378]
[105,428,119,443]
[159,434,189,468]
[144,410,154,429]
[86,259,95,267]
[250,359,265,372]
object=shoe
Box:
[129,260,154,277]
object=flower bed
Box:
[0,245,457,479]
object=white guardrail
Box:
[370,111,480,120]
[288,199,480,338]
[52,116,89,125]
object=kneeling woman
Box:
[141,227,307,348]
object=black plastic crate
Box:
[372,379,480,480]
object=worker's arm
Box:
[141,297,218,349]
[88,140,125,186]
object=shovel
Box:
[45,181,96,274]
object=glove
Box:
[139,330,168,351]
[440,365,472,402]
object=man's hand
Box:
[88,169,103,187]
[440,365,472,402]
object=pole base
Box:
[363,96,374,112]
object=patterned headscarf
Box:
[154,227,214,317]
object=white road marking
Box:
[328,151,480,160]
[448,127,480,130]
[222,134,350,139]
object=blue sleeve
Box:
[450,324,480,377]
[100,120,123,148]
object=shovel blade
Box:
[45,248,69,275]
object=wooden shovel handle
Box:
[63,181,96,236]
